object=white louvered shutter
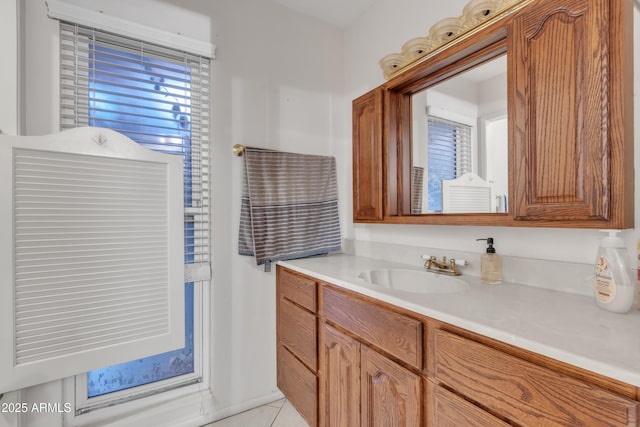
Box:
[0,128,184,394]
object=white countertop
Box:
[279,253,640,387]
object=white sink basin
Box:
[358,269,469,294]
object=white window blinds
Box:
[59,23,210,281]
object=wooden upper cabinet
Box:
[508,0,633,227]
[352,87,384,222]
[351,0,632,228]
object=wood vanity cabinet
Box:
[352,87,384,222]
[276,266,640,426]
[276,267,318,427]
[320,285,422,427]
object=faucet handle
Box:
[422,254,467,266]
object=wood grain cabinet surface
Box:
[321,285,422,369]
[508,0,633,227]
[426,380,511,427]
[319,300,421,427]
[352,88,384,222]
[276,266,640,426]
[320,323,361,427]
[360,345,421,427]
[433,329,639,427]
[276,267,318,427]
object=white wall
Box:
[0,0,18,135]
[344,0,640,266]
[183,0,346,416]
[0,4,19,426]
[479,72,509,197]
[12,0,345,426]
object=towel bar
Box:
[232,144,245,156]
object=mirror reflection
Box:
[411,55,508,214]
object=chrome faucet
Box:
[422,255,468,276]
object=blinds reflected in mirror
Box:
[427,116,472,213]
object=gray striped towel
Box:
[238,147,342,271]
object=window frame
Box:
[56,22,211,425]
[66,282,206,421]
[62,281,210,426]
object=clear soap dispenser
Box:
[594,230,635,313]
[477,237,502,284]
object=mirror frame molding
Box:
[384,14,513,225]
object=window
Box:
[59,22,210,412]
[427,115,472,212]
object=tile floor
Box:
[203,399,308,427]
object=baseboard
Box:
[195,390,285,426]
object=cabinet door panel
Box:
[353,88,384,221]
[320,323,360,427]
[277,345,318,427]
[434,329,639,427]
[510,0,615,223]
[427,380,510,427]
[361,345,421,427]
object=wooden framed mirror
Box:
[352,0,633,228]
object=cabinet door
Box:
[361,345,421,427]
[320,323,361,427]
[427,380,510,427]
[353,88,384,222]
[509,0,632,227]
[277,346,318,427]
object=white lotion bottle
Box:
[594,230,635,313]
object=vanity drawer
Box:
[277,345,318,427]
[320,285,422,369]
[434,329,639,427]
[426,380,510,427]
[279,297,317,371]
[277,267,317,312]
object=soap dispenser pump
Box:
[477,237,502,284]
